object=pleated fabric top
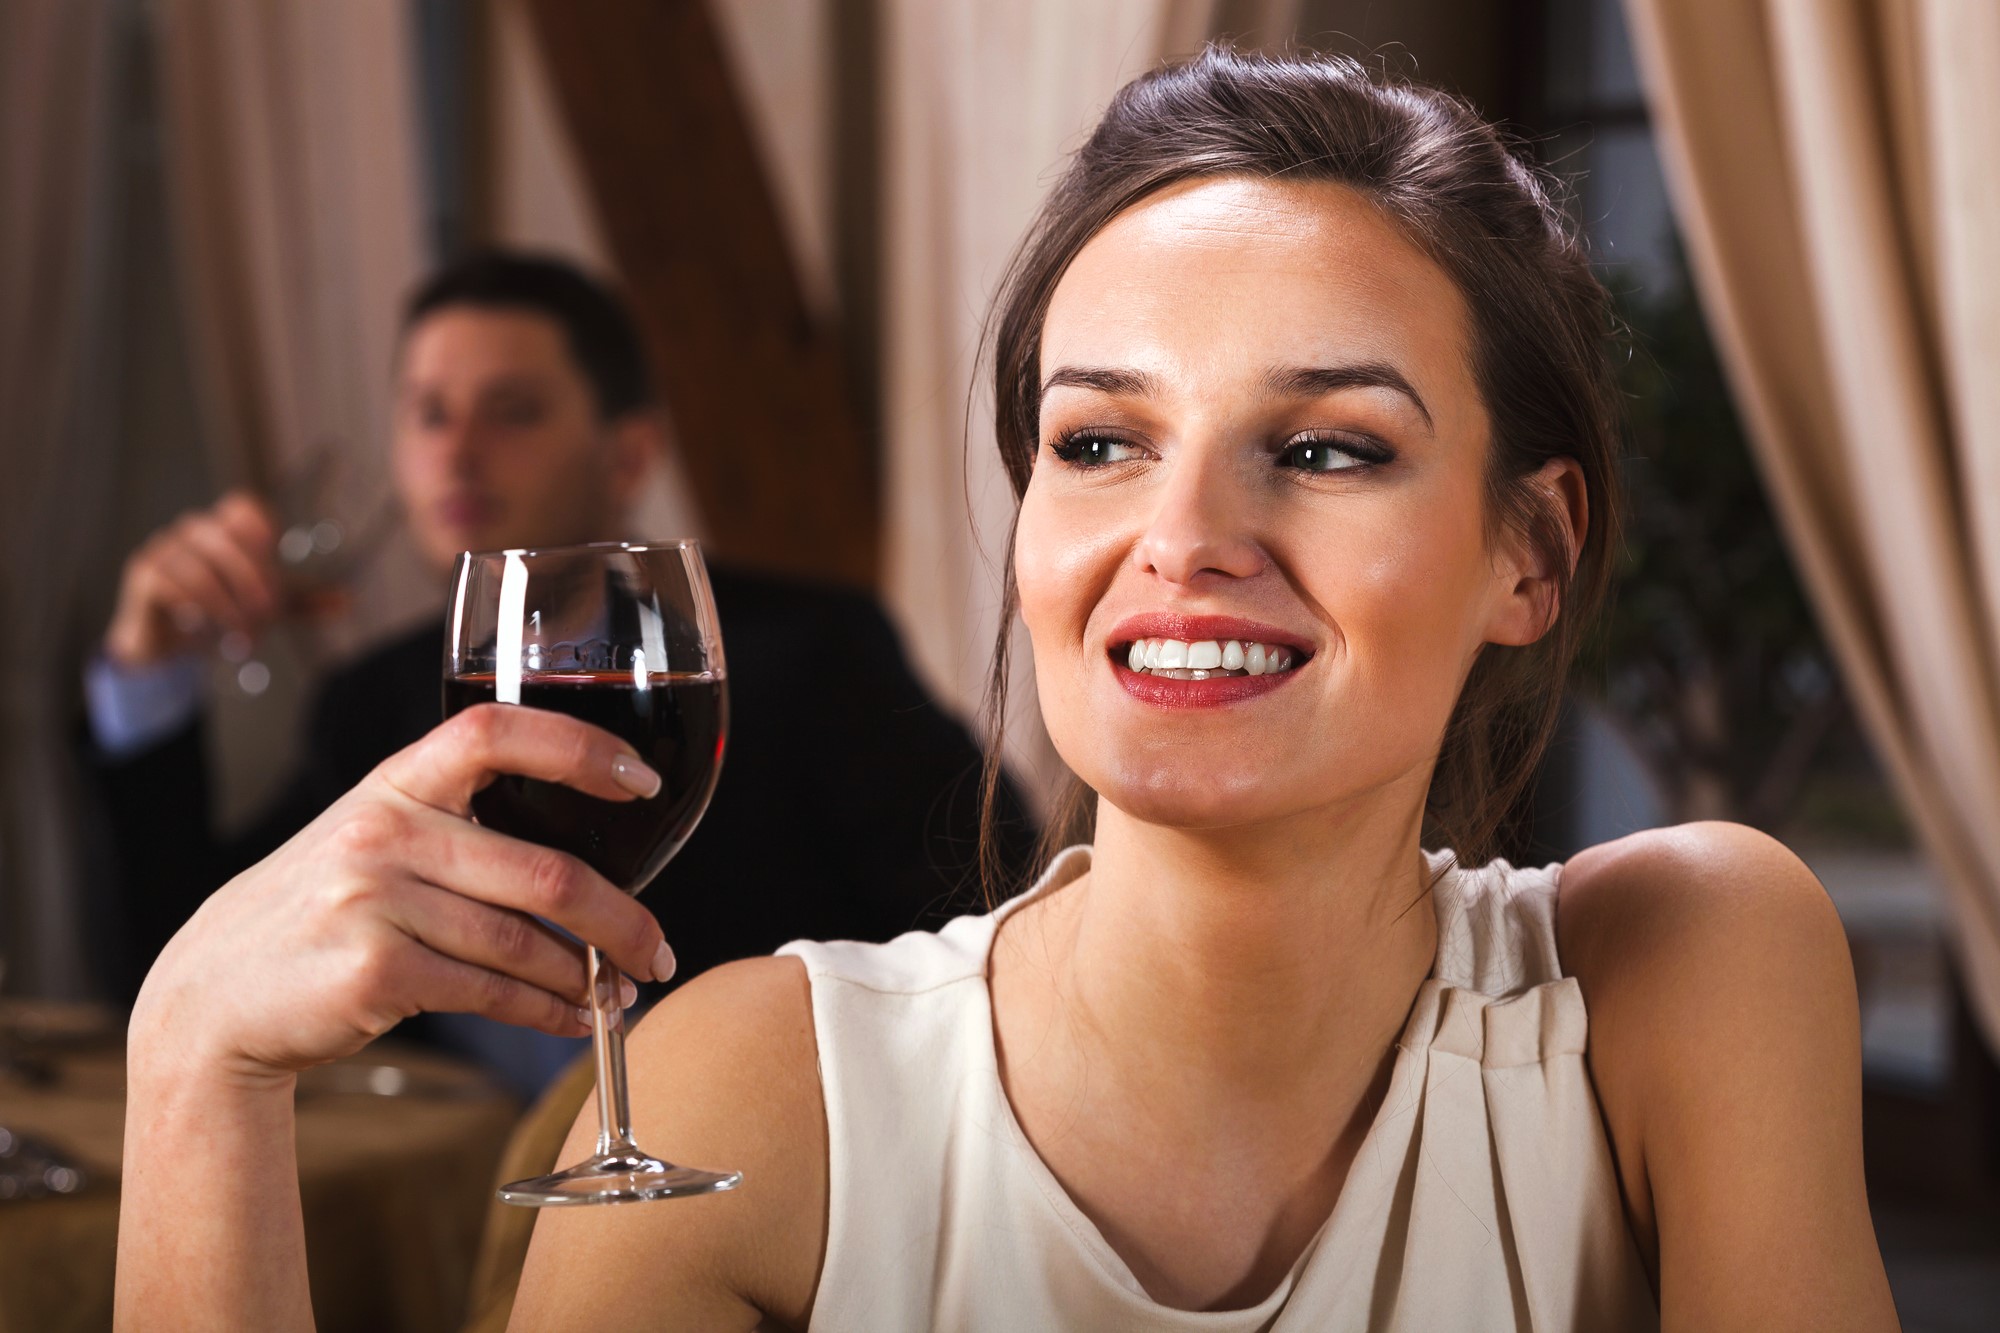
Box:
[775,847,1659,1331]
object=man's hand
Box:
[104,490,282,667]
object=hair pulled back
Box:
[980,45,1622,893]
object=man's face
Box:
[392,306,645,569]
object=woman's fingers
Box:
[359,705,676,987]
[389,879,608,1009]
[393,943,595,1039]
[382,703,660,813]
[416,804,671,984]
[342,795,672,986]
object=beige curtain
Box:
[1625,0,2000,1049]
[0,0,121,996]
[151,0,438,825]
[878,0,1212,807]
[153,0,435,658]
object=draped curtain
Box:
[152,0,435,665]
[0,0,121,996]
[146,0,444,834]
[1624,0,2000,1050]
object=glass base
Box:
[497,1149,742,1207]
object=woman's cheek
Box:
[1011,485,1066,652]
[1348,529,1491,730]
[1015,484,1121,647]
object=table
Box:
[0,1003,519,1333]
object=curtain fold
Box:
[150,0,438,830]
[0,0,121,996]
[1625,0,2000,1049]
[152,0,435,664]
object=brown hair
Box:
[978,46,1622,897]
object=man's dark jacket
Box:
[88,568,1032,1002]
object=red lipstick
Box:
[1106,613,1314,709]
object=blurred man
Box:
[85,252,1028,1091]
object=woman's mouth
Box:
[1115,636,1306,680]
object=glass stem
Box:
[585,945,638,1157]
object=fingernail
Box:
[652,940,677,984]
[611,753,661,798]
[575,1005,594,1030]
[619,975,638,1008]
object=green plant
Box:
[1585,249,1846,828]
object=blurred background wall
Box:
[4,0,1999,1313]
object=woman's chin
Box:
[1091,768,1296,833]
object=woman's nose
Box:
[1133,453,1266,586]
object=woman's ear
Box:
[1486,456,1589,648]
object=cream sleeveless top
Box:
[775,847,1659,1332]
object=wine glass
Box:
[224,442,400,696]
[444,540,735,1206]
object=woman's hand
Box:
[118,704,679,1332]
[130,702,676,1087]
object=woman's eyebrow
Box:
[1041,362,1435,434]
[1265,363,1434,433]
[1040,365,1161,397]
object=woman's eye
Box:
[1276,436,1388,473]
[1050,433,1142,467]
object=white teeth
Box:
[1121,636,1301,679]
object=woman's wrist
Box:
[118,993,312,1333]
[128,982,298,1101]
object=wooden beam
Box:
[525,0,878,588]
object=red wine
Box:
[443,671,727,893]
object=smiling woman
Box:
[518,49,1886,1331]
[118,45,1897,1333]
[984,70,1619,874]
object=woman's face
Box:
[1017,175,1561,832]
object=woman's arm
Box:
[1562,822,1900,1333]
[115,705,678,1331]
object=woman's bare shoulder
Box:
[1558,820,1845,973]
[1555,824,1893,1327]
[1557,822,1854,1038]
[1556,820,1853,1104]
[510,956,828,1332]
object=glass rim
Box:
[455,538,704,561]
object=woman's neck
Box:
[1029,783,1440,1106]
